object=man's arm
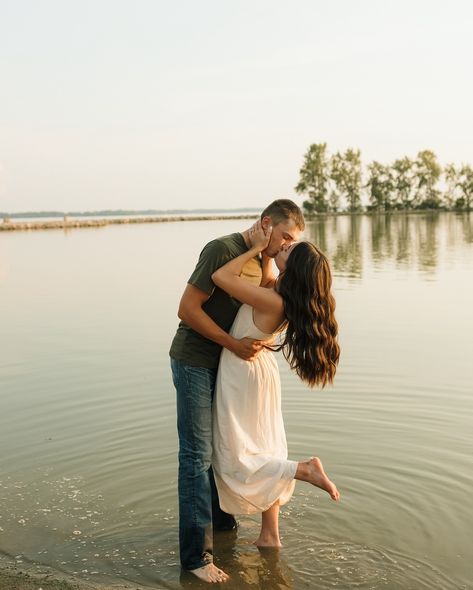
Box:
[178,284,263,361]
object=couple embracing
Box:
[169,199,340,583]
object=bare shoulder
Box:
[253,289,285,333]
[261,287,284,313]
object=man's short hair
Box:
[261,199,305,230]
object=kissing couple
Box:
[169,199,340,583]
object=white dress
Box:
[212,303,298,515]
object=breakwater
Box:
[0,214,259,232]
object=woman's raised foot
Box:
[297,456,340,501]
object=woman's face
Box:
[275,242,297,272]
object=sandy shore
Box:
[0,565,153,590]
[0,214,258,232]
[0,566,93,590]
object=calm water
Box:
[0,212,472,590]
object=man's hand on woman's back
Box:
[230,337,264,361]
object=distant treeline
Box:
[296,143,473,214]
[0,208,261,219]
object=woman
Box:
[212,222,340,548]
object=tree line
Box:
[296,143,473,214]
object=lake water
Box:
[0,212,472,590]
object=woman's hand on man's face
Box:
[249,220,272,251]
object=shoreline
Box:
[0,564,153,590]
[0,567,91,590]
[0,565,95,590]
[0,209,461,232]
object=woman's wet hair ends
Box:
[276,241,340,388]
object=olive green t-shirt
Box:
[169,232,262,368]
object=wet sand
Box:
[0,566,92,590]
[0,564,151,590]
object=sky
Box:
[1,0,472,212]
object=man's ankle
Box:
[213,514,238,531]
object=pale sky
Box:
[1,0,472,212]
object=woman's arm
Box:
[260,252,277,288]
[212,225,283,314]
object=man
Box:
[169,199,304,583]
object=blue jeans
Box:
[171,358,236,571]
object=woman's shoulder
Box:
[251,292,285,335]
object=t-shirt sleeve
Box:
[187,239,232,295]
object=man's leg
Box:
[210,466,238,531]
[171,359,216,571]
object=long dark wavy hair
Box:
[275,241,340,388]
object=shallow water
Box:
[0,212,472,589]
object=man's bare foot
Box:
[296,456,340,501]
[253,534,282,548]
[189,563,229,583]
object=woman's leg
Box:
[295,456,340,501]
[253,456,339,549]
[254,501,282,548]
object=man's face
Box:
[262,217,301,258]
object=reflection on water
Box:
[179,536,294,590]
[0,212,472,589]
[306,211,472,278]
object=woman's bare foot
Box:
[253,534,282,548]
[296,456,340,501]
[189,563,229,583]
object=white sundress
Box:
[212,303,297,515]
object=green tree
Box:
[444,164,459,209]
[413,150,442,208]
[445,164,473,211]
[328,189,340,213]
[391,157,415,209]
[295,143,330,214]
[366,161,394,210]
[330,149,363,212]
